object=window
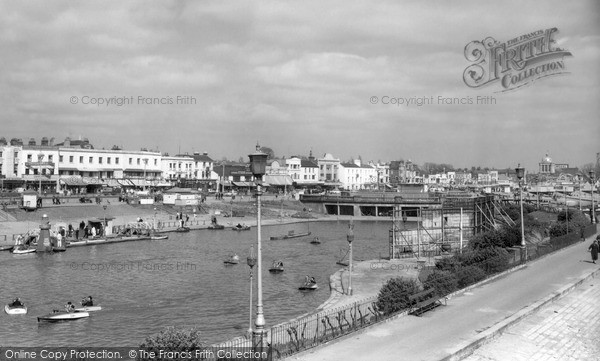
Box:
[48,155,53,162]
[129,158,132,165]
[137,158,140,165]
[89,157,93,163]
[59,155,63,163]
[154,159,157,166]
[107,157,111,164]
[99,157,103,164]
[27,154,32,162]
[116,158,119,165]
[69,156,74,163]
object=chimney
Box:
[64,137,71,147]
[41,137,48,146]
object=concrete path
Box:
[287,233,599,361]
[462,276,600,361]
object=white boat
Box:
[74,306,102,312]
[150,235,169,240]
[5,304,28,315]
[12,248,36,255]
[37,311,90,322]
[224,254,240,265]
[299,282,319,291]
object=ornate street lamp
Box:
[38,152,45,196]
[248,143,268,348]
[590,171,596,224]
[346,220,354,296]
[246,245,256,338]
[515,164,526,261]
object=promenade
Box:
[287,231,599,361]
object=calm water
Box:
[0,220,391,347]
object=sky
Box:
[1,0,599,171]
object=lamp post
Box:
[143,158,148,191]
[246,245,256,338]
[346,220,354,296]
[103,205,107,236]
[153,207,157,230]
[515,164,526,261]
[248,144,268,348]
[590,171,596,224]
[38,152,45,196]
[577,175,582,211]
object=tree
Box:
[138,326,206,361]
[259,146,275,159]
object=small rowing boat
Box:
[224,254,240,265]
[268,260,284,273]
[0,245,14,252]
[232,224,251,231]
[298,281,318,291]
[175,227,190,233]
[310,237,321,244]
[150,235,169,240]
[270,230,311,240]
[5,304,27,315]
[12,248,36,255]
[37,311,90,322]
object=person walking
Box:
[588,239,599,264]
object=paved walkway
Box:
[287,231,599,361]
[463,276,600,361]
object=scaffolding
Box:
[389,194,496,259]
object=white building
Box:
[338,159,377,190]
[318,153,341,186]
[160,155,195,181]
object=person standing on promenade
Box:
[588,238,599,264]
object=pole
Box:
[348,240,353,295]
[459,207,463,254]
[578,177,581,211]
[248,246,254,337]
[417,208,421,258]
[591,174,596,224]
[254,182,265,346]
[519,181,526,260]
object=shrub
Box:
[138,326,206,361]
[375,277,420,315]
[458,247,511,274]
[423,270,458,297]
[435,256,462,272]
[454,265,486,288]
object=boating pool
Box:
[0,220,392,346]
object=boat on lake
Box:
[74,306,102,312]
[37,310,90,322]
[268,260,284,273]
[12,247,36,255]
[5,301,27,315]
[223,254,240,265]
[270,230,312,240]
[298,277,318,291]
[310,237,321,244]
[0,245,14,252]
[232,224,251,231]
[175,227,190,233]
[150,235,169,240]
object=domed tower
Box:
[538,153,555,174]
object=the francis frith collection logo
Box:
[463,28,572,92]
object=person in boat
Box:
[81,296,93,307]
[65,301,75,312]
[236,223,243,228]
[11,298,23,307]
[305,275,316,285]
